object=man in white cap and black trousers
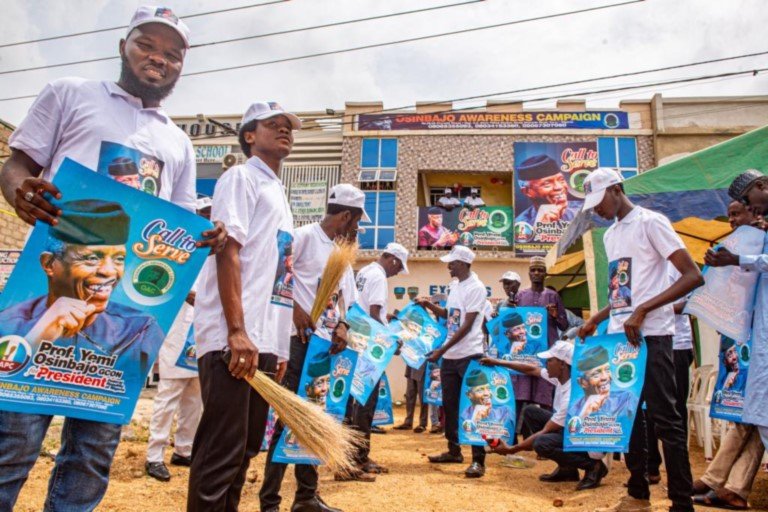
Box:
[417,245,489,478]
[342,242,410,478]
[0,7,227,511]
[260,183,369,512]
[577,167,703,512]
[189,101,302,510]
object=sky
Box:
[1,0,766,125]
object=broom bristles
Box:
[247,371,363,473]
[310,240,358,324]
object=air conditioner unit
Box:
[222,152,246,170]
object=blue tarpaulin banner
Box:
[373,372,394,426]
[391,302,447,369]
[486,306,548,373]
[347,304,399,405]
[458,360,516,446]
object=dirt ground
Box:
[14,390,768,512]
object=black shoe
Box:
[145,461,171,482]
[576,460,608,491]
[170,452,192,467]
[413,425,426,433]
[464,462,485,478]
[291,496,343,512]
[393,423,413,430]
[429,425,444,434]
[428,452,464,463]
[361,460,389,474]
[371,426,387,434]
[539,466,580,482]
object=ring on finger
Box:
[24,191,35,202]
[238,356,246,364]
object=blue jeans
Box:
[0,410,122,512]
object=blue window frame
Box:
[360,138,398,182]
[598,137,638,180]
[359,191,396,249]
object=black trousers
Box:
[260,337,319,509]
[403,374,428,428]
[647,348,694,476]
[441,355,486,465]
[626,336,693,512]
[188,350,277,512]
[521,405,594,471]
[345,378,380,464]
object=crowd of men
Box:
[0,5,767,512]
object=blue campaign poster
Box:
[372,372,394,426]
[174,325,198,372]
[273,335,357,465]
[564,333,646,453]
[391,302,447,369]
[458,360,516,446]
[710,335,751,422]
[0,159,211,424]
[486,306,548,372]
[346,304,399,405]
[423,361,443,406]
[261,407,277,452]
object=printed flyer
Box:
[372,372,394,426]
[486,307,548,371]
[458,360,516,446]
[513,141,598,257]
[710,335,751,423]
[0,159,211,424]
[685,225,764,342]
[347,304,399,405]
[273,335,358,464]
[391,302,447,369]
[174,326,198,372]
[564,333,646,453]
[423,361,443,406]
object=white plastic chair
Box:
[686,364,713,449]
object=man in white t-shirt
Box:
[188,101,301,511]
[417,245,489,478]
[578,168,703,512]
[260,184,369,512]
[464,188,486,209]
[0,8,227,511]
[437,188,461,210]
[482,341,608,491]
[344,243,409,477]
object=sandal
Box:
[693,490,747,510]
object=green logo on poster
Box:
[132,261,174,297]
[487,210,510,234]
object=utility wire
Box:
[0,1,288,49]
[0,1,484,76]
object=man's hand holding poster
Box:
[684,225,764,343]
[0,159,211,424]
[564,333,645,453]
[458,360,516,446]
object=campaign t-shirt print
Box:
[608,257,632,315]
[97,141,165,197]
[447,307,462,338]
[271,230,294,307]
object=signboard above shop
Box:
[358,111,629,131]
[194,145,230,163]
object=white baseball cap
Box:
[537,340,574,365]
[470,188,479,194]
[383,242,409,275]
[328,184,371,223]
[444,188,452,194]
[127,6,190,49]
[195,196,212,210]
[499,271,522,283]
[582,167,624,211]
[440,245,475,264]
[241,102,302,130]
